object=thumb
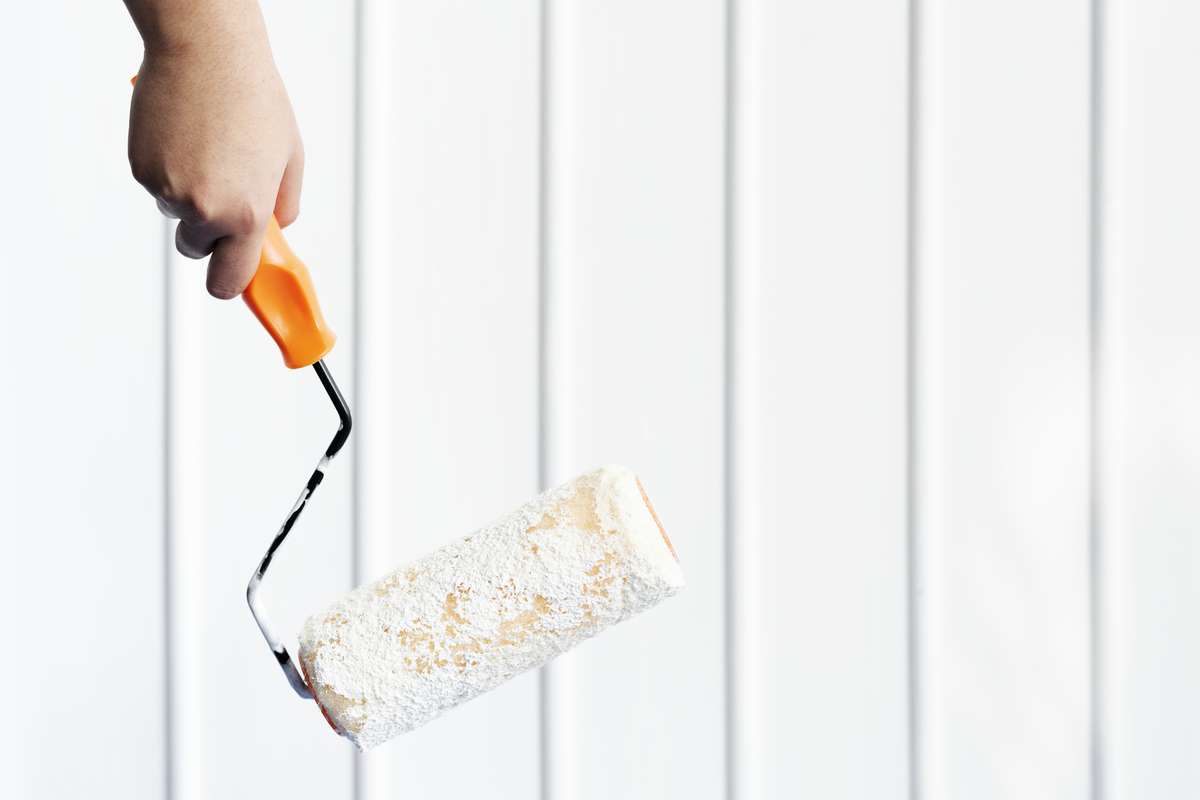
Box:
[274,151,305,227]
[206,229,265,299]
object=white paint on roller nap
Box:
[0,4,166,799]
[542,2,727,798]
[1103,1,1200,796]
[301,467,683,750]
[730,1,911,797]
[916,1,1092,798]
[357,0,542,797]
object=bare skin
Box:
[124,0,303,299]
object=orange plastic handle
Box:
[244,217,336,369]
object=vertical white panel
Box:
[730,0,911,798]
[166,217,209,800]
[725,0,767,796]
[1104,2,1200,797]
[544,2,727,798]
[168,2,357,797]
[916,2,1092,798]
[358,1,542,797]
[353,1,395,794]
[0,4,166,799]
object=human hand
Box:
[126,0,303,298]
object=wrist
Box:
[128,0,268,58]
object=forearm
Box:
[123,0,267,54]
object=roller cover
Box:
[297,465,684,750]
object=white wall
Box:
[3,2,1196,799]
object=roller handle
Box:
[131,74,334,369]
[243,217,336,368]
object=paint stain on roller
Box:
[582,552,620,598]
[442,593,468,626]
[313,683,367,734]
[526,485,604,535]
[382,586,554,675]
[372,567,422,598]
[496,594,552,647]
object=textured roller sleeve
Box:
[297,465,684,750]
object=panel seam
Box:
[161,216,176,800]
[351,1,367,799]
[1087,0,1106,798]
[537,1,554,797]
[906,1,922,799]
[722,1,738,799]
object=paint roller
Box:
[214,222,684,750]
[298,465,684,750]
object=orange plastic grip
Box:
[243,217,337,369]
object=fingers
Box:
[207,227,267,300]
[175,219,220,259]
[274,149,304,227]
[149,150,300,299]
[162,195,271,299]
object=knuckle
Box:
[231,201,265,235]
[129,153,168,195]
[129,159,156,190]
[186,184,219,223]
[158,186,186,214]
